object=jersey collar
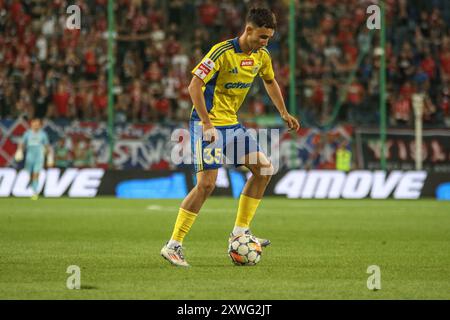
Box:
[232,37,258,54]
[231,37,242,53]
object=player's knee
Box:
[197,179,216,195]
[261,170,273,184]
[254,164,274,182]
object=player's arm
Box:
[46,144,54,167]
[189,44,226,142]
[259,50,300,131]
[263,78,300,131]
[188,76,217,142]
[14,133,27,162]
[16,142,24,153]
[14,143,24,162]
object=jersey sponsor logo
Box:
[224,82,252,89]
[194,64,210,79]
[194,58,215,80]
[202,58,215,70]
[240,59,254,67]
[274,170,427,199]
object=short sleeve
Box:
[191,42,230,84]
[258,49,275,81]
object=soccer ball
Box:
[228,234,262,266]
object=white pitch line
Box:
[146,205,164,211]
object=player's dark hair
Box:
[246,7,276,30]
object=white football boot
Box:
[160,243,190,267]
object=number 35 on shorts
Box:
[203,148,222,164]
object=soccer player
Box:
[15,118,53,200]
[161,8,300,266]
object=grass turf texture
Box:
[0,198,449,299]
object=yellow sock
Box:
[170,208,198,244]
[235,194,261,228]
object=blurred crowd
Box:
[296,0,450,128]
[0,0,449,128]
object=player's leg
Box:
[30,157,44,199]
[231,151,274,246]
[169,169,218,246]
[241,152,273,199]
[161,121,224,266]
[30,172,39,198]
[161,169,218,267]
[24,154,38,199]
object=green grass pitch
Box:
[0,197,449,299]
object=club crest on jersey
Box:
[194,58,215,80]
[240,59,254,67]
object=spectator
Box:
[198,0,220,27]
[84,46,98,80]
[422,94,437,124]
[15,88,33,119]
[122,50,137,82]
[74,81,91,119]
[175,77,191,121]
[34,84,51,119]
[440,38,450,82]
[130,79,142,122]
[154,91,172,122]
[0,82,15,119]
[93,85,107,120]
[420,49,437,80]
[150,22,165,51]
[145,61,162,83]
[52,82,71,119]
[391,93,412,126]
[346,80,365,123]
[54,137,72,168]
[0,0,448,130]
[115,93,130,124]
[65,49,81,80]
[198,0,221,42]
[162,68,180,114]
[172,45,190,76]
[73,139,94,168]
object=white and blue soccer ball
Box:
[228,234,262,266]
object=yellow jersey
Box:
[191,37,275,126]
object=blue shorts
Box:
[190,121,261,172]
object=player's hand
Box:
[202,122,218,142]
[14,149,24,162]
[281,113,301,132]
[46,160,54,168]
[46,153,54,168]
